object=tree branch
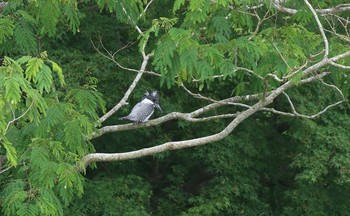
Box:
[304,0,329,58]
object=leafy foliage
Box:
[0,53,103,215]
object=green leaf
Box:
[16,10,36,24]
[36,64,53,93]
[4,76,21,104]
[36,189,63,216]
[17,203,39,216]
[13,20,37,52]
[39,0,60,36]
[48,60,65,86]
[25,58,44,82]
[63,3,80,34]
[17,56,32,65]
[1,136,18,167]
[173,0,185,13]
[0,18,14,44]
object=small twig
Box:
[283,61,309,80]
[0,165,12,175]
[181,84,252,109]
[272,43,291,70]
[91,39,161,76]
[248,9,272,41]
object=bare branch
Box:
[181,84,254,109]
[304,0,329,58]
[316,4,350,14]
[248,9,272,41]
[5,100,34,134]
[283,61,309,80]
[330,61,350,70]
[0,165,12,175]
[91,39,160,76]
[140,0,154,18]
[281,75,345,119]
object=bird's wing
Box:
[130,102,143,113]
[128,103,154,122]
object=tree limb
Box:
[304,0,329,58]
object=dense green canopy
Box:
[1,0,350,215]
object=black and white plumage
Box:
[120,91,162,123]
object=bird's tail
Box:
[119,116,129,120]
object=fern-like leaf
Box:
[0,17,14,44]
[13,20,37,52]
[25,58,44,82]
[39,1,60,36]
[36,64,53,93]
[4,76,21,105]
[1,136,18,166]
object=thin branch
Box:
[5,100,34,134]
[191,66,265,82]
[91,39,160,76]
[330,61,350,70]
[248,9,272,41]
[283,61,309,80]
[140,0,154,18]
[181,84,253,109]
[282,76,345,119]
[0,165,12,175]
[119,2,143,36]
[272,43,291,70]
[304,0,329,58]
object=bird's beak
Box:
[155,104,163,113]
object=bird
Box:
[120,91,162,123]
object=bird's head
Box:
[143,90,162,112]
